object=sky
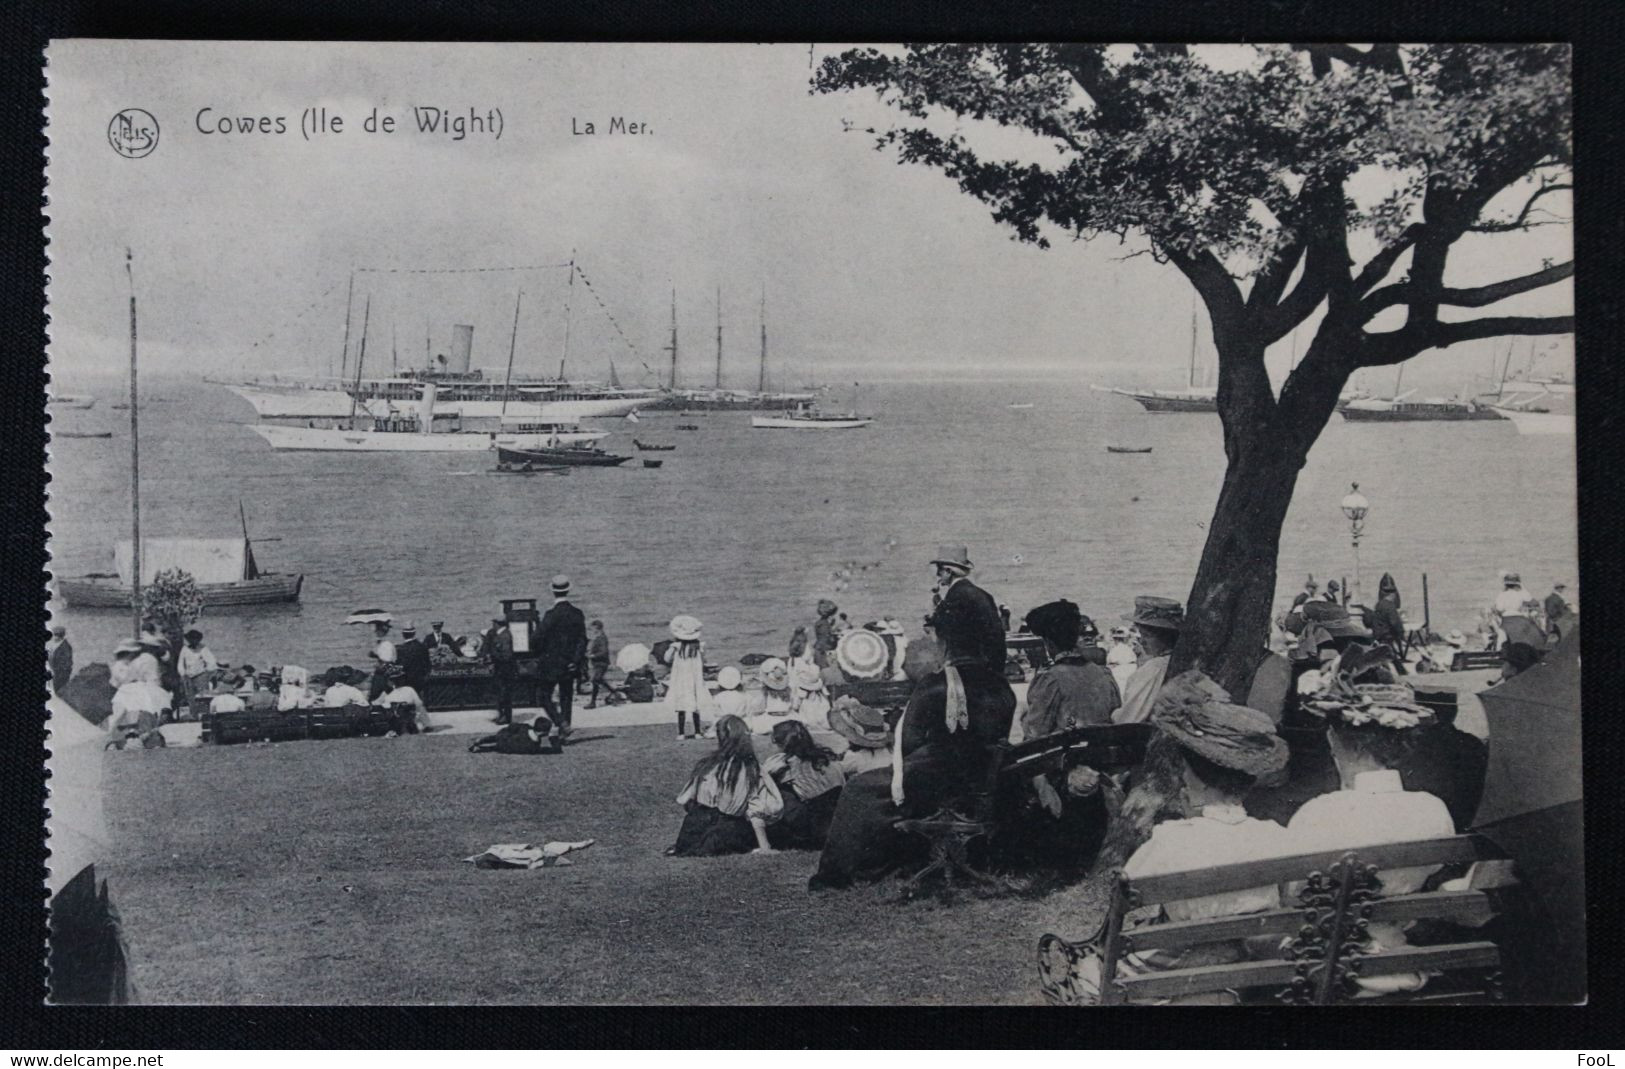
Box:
[45,42,1573,393]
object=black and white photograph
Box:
[40,40,1580,1007]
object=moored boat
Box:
[1491,380,1574,435]
[59,534,302,610]
[49,394,97,410]
[1106,445,1153,454]
[1340,397,1505,422]
[751,408,874,430]
[632,439,676,451]
[496,445,631,467]
[250,423,609,451]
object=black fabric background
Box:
[2,0,1621,1048]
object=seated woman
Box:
[828,697,894,777]
[762,720,847,850]
[810,619,1016,891]
[1044,687,1292,1004]
[1288,665,1454,996]
[668,714,783,857]
[743,658,795,734]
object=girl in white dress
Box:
[664,615,711,740]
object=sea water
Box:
[46,376,1578,673]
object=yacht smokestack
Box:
[450,324,474,374]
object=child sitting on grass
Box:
[668,715,782,857]
[762,719,847,850]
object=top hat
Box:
[669,615,703,642]
[1122,595,1185,632]
[930,544,972,572]
[836,629,889,681]
[551,575,572,597]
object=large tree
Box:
[816,44,1573,693]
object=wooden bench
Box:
[1450,650,1504,672]
[892,722,1151,894]
[1038,834,1509,1005]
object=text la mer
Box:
[572,117,652,136]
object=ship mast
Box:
[758,285,768,394]
[501,290,524,420]
[558,252,576,383]
[338,270,355,381]
[126,249,142,638]
[664,288,679,389]
[347,295,371,423]
[715,285,724,389]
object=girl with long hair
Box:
[669,715,783,856]
[762,719,847,849]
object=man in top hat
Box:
[1113,596,1184,725]
[535,575,587,741]
[47,624,73,696]
[809,544,1016,891]
[395,622,432,696]
[485,615,517,725]
[925,545,1006,672]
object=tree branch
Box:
[1468,181,1572,234]
[1360,315,1574,368]
[1352,224,1423,296]
[1365,260,1573,316]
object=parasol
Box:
[1472,622,1584,1002]
[345,609,393,626]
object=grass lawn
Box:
[101,724,1109,1004]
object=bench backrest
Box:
[1098,834,1501,1005]
[1450,650,1504,672]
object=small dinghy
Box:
[633,439,676,451]
[642,459,664,469]
[1106,445,1154,454]
[676,424,701,431]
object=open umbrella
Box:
[1473,622,1584,1002]
[345,608,393,626]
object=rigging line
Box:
[242,278,345,357]
[572,264,643,359]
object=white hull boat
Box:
[1492,379,1574,436]
[751,413,874,430]
[250,424,609,452]
[227,384,644,422]
[49,395,97,411]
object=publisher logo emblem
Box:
[108,109,159,158]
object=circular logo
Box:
[108,109,160,158]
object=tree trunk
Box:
[1168,323,1352,697]
[1168,435,1307,696]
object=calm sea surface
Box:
[47,378,1578,672]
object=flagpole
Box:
[126,249,142,638]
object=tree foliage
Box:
[141,567,204,641]
[815,44,1573,692]
[814,44,1572,426]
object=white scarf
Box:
[891,664,970,806]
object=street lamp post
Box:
[1341,482,1370,602]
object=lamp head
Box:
[1340,482,1369,523]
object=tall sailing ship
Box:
[643,288,816,411]
[1491,373,1574,435]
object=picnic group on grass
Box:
[56,542,1577,1005]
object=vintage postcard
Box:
[43,41,1578,1005]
